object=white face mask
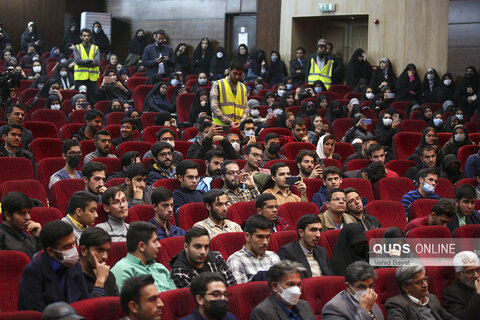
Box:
[271,55,278,62]
[60,58,68,64]
[422,181,435,194]
[314,87,322,93]
[456,114,464,121]
[54,247,79,268]
[198,78,207,86]
[278,285,301,306]
[50,104,61,110]
[37,83,44,89]
[383,118,393,126]
[433,118,443,127]
[94,27,100,33]
[427,74,435,80]
[454,133,465,142]
[277,89,286,97]
[349,285,367,302]
[274,109,283,116]
[385,92,395,99]
[231,142,240,152]
[366,92,374,100]
[217,52,224,59]
[444,79,452,86]
[60,71,68,77]
[32,66,41,73]
[79,85,87,93]
[171,79,178,86]
[251,109,260,117]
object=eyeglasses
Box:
[158,152,172,157]
[110,198,128,206]
[354,283,376,290]
[411,276,429,286]
[463,267,480,277]
[67,152,82,157]
[160,137,174,142]
[205,291,231,299]
[331,197,346,202]
[347,196,361,205]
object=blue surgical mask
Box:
[171,79,178,86]
[433,118,443,127]
[456,114,464,121]
[314,87,322,93]
[422,182,435,194]
[286,84,293,90]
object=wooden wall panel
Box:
[256,0,281,58]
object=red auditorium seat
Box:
[128,205,174,225]
[469,132,480,144]
[159,288,196,320]
[345,159,372,171]
[59,123,83,139]
[390,101,411,111]
[303,179,323,202]
[332,118,354,141]
[424,266,457,304]
[0,251,30,311]
[153,179,181,192]
[437,132,451,147]
[50,179,85,214]
[321,158,342,171]
[228,282,270,320]
[259,128,292,141]
[268,230,297,252]
[0,179,48,207]
[300,276,345,318]
[408,199,438,221]
[20,88,39,104]
[17,79,34,96]
[71,297,124,320]
[318,91,342,102]
[126,76,148,92]
[211,178,224,189]
[175,141,193,159]
[80,140,97,160]
[157,236,185,269]
[210,232,245,260]
[375,268,401,315]
[329,84,352,98]
[365,228,388,246]
[455,178,477,188]
[133,85,154,113]
[115,141,152,158]
[393,132,422,160]
[399,119,428,133]
[0,311,41,319]
[91,157,122,176]
[177,203,209,230]
[30,109,67,129]
[385,160,418,177]
[105,111,125,125]
[227,201,257,225]
[105,178,125,188]
[68,109,87,123]
[375,177,415,202]
[28,137,63,162]
[458,144,479,171]
[24,121,58,139]
[29,207,64,227]
[140,112,158,128]
[278,202,320,227]
[453,224,480,251]
[0,157,34,184]
[36,157,65,192]
[435,177,454,198]
[61,99,74,114]
[176,93,196,123]
[95,203,108,225]
[93,100,111,114]
[341,178,375,203]
[142,126,175,144]
[286,105,301,116]
[319,229,341,259]
[181,126,198,141]
[263,159,298,175]
[106,242,127,267]
[282,142,316,160]
[365,200,407,230]
[464,121,480,133]
[332,142,354,164]
[344,91,362,100]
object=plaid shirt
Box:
[222,185,260,206]
[170,251,237,288]
[193,217,243,239]
[226,246,281,284]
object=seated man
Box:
[322,261,384,319]
[143,127,183,166]
[221,160,260,206]
[194,189,242,238]
[82,161,107,203]
[18,221,89,311]
[0,191,42,259]
[342,137,378,172]
[83,130,117,164]
[401,168,440,218]
[120,275,164,320]
[173,160,205,214]
[79,227,119,297]
[41,302,86,320]
[72,109,104,141]
[386,265,456,319]
[278,214,333,278]
[150,187,186,240]
[227,215,281,284]
[282,117,310,143]
[312,166,342,211]
[0,104,33,148]
[111,118,139,148]
[62,191,98,244]
[250,260,315,320]
[367,143,398,177]
[197,150,224,192]
[405,199,456,235]
[318,188,356,232]
[405,145,447,184]
[256,193,289,232]
[111,221,176,292]
[443,251,480,320]
[122,163,153,207]
[344,187,381,232]
[242,143,271,175]
[96,186,129,242]
[0,124,35,166]
[49,139,83,189]
[447,184,480,234]
[465,141,480,178]
[296,149,323,180]
[169,227,236,288]
[147,141,176,184]
[261,133,286,166]
[180,272,237,320]
[263,162,308,205]
[107,151,141,181]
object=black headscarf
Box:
[236,44,251,65]
[53,63,74,89]
[192,38,213,74]
[44,94,61,109]
[331,223,369,276]
[189,89,210,124]
[36,79,60,99]
[422,68,442,102]
[174,43,191,75]
[210,47,229,79]
[61,22,80,56]
[249,49,268,78]
[91,21,111,54]
[297,100,316,118]
[347,48,372,87]
[396,63,423,101]
[128,29,146,55]
[315,94,329,109]
[325,100,347,124]
[268,50,287,86]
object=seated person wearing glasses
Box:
[318,188,356,232]
[96,187,129,242]
[143,128,183,166]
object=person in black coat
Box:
[21,21,43,53]
[277,214,333,278]
[247,48,269,81]
[209,47,229,81]
[141,30,175,78]
[346,48,372,88]
[91,21,110,57]
[143,81,174,113]
[370,57,397,93]
[174,43,191,75]
[188,88,211,125]
[422,68,442,103]
[435,73,456,103]
[61,22,80,58]
[396,63,423,102]
[124,29,146,67]
[289,46,307,86]
[455,66,480,119]
[268,50,288,87]
[192,37,213,75]
[331,223,368,276]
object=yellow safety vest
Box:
[212,78,247,125]
[74,44,100,81]
[307,58,333,89]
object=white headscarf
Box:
[316,134,334,159]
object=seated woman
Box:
[325,100,348,124]
[435,73,456,103]
[27,59,46,80]
[307,114,328,146]
[246,49,268,81]
[374,108,401,156]
[96,70,131,102]
[143,81,174,113]
[409,127,443,165]
[315,94,330,110]
[209,47,229,81]
[44,94,62,111]
[442,124,474,157]
[274,110,293,129]
[297,100,317,118]
[396,63,422,104]
[430,111,447,133]
[190,72,209,93]
[331,223,369,276]
[443,115,461,133]
[262,91,276,107]
[342,115,374,144]
[422,68,442,103]
[106,99,125,114]
[316,134,341,161]
[370,57,397,93]
[280,90,296,108]
[188,89,210,125]
[53,63,75,90]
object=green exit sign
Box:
[318,3,336,13]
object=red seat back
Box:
[60,123,83,139]
[393,132,422,160]
[23,121,59,139]
[91,157,122,176]
[133,85,154,113]
[375,177,414,201]
[365,228,388,246]
[384,160,417,177]
[365,200,407,229]
[263,159,298,175]
[50,179,85,214]
[228,282,270,320]
[227,201,257,225]
[36,157,65,192]
[345,159,372,171]
[333,142,354,164]
[332,118,354,141]
[0,157,34,184]
[115,141,152,158]
[142,126,176,144]
[94,100,111,114]
[181,126,198,141]
[176,93,196,123]
[71,297,124,320]
[458,145,479,171]
[159,288,196,320]
[106,242,127,267]
[140,112,158,128]
[300,276,345,318]
[152,179,181,192]
[399,119,428,133]
[259,128,292,141]
[424,266,457,304]
[177,203,209,230]
[375,268,401,316]
[105,178,125,188]
[157,236,185,269]
[30,109,66,129]
[268,230,297,252]
[278,202,319,227]
[464,121,480,134]
[303,178,324,202]
[30,207,64,227]
[28,137,63,162]
[0,311,41,320]
[68,109,88,124]
[329,84,352,97]
[0,251,30,311]
[0,179,48,207]
[341,178,375,203]
[408,199,438,221]
[282,142,316,160]
[174,141,193,159]
[210,232,245,260]
[126,76,148,92]
[105,111,125,126]
[319,229,341,259]
[435,177,454,198]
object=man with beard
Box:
[221,160,260,206]
[197,150,224,192]
[296,149,323,179]
[169,227,236,288]
[405,199,456,235]
[72,109,104,141]
[81,161,107,203]
[194,189,242,239]
[187,121,238,160]
[442,251,480,320]
[173,161,205,214]
[261,133,286,166]
[255,193,289,233]
[305,40,335,89]
[84,130,117,164]
[143,128,183,166]
[344,187,381,232]
[50,139,83,189]
[112,119,139,148]
[180,272,237,320]
[149,187,185,240]
[0,124,35,166]
[122,163,153,208]
[0,104,33,148]
[147,142,176,184]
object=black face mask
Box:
[204,299,229,319]
[318,52,326,59]
[267,144,281,155]
[465,72,474,79]
[333,108,343,116]
[306,108,316,115]
[67,155,82,168]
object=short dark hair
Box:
[345,261,376,284]
[220,160,239,175]
[2,123,23,135]
[344,187,359,197]
[126,221,157,253]
[79,226,111,248]
[1,191,32,220]
[81,28,91,35]
[120,151,141,168]
[431,199,456,218]
[156,127,176,140]
[151,187,172,205]
[296,47,306,53]
[295,149,317,164]
[229,59,245,71]
[69,191,98,215]
[455,184,476,201]
[94,130,111,142]
[198,121,212,133]
[270,162,289,177]
[6,103,25,115]
[62,139,81,154]
[418,167,438,181]
[322,166,341,180]
[244,214,270,235]
[82,161,107,179]
[185,226,210,245]
[190,272,226,298]
[421,145,436,155]
[203,189,225,207]
[121,118,137,131]
[292,117,306,128]
[205,150,224,162]
[176,160,199,177]
[296,214,321,238]
[326,188,344,202]
[255,193,277,209]
[239,118,255,131]
[245,143,263,155]
[267,260,306,291]
[83,109,104,125]
[120,275,155,315]
[363,137,378,145]
[151,141,173,158]
[40,220,74,251]
[101,186,125,206]
[366,143,384,157]
[264,133,280,144]
[125,163,148,180]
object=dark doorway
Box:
[225,13,257,59]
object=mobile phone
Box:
[286,176,301,186]
[321,124,329,131]
[244,130,255,137]
[240,174,248,183]
[267,108,273,114]
[78,102,89,109]
[221,125,230,134]
[104,76,115,84]
[432,138,439,145]
[361,118,372,125]
[393,114,400,122]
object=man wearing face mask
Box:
[142,29,175,78]
[262,133,287,166]
[250,260,315,320]
[305,40,334,89]
[49,139,83,189]
[401,168,440,218]
[18,220,90,311]
[322,261,384,319]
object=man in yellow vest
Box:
[305,40,334,89]
[73,28,100,104]
[210,59,249,128]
